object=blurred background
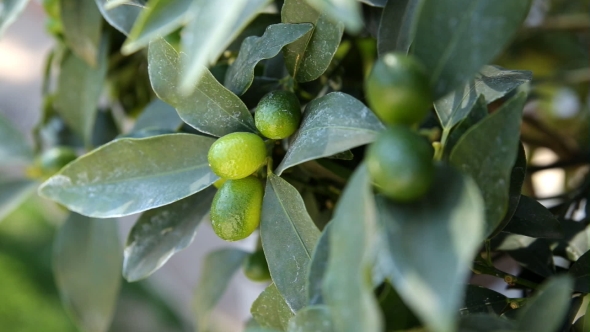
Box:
[0,0,588,331]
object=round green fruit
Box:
[255,90,301,139]
[366,126,434,202]
[37,146,77,175]
[208,132,267,180]
[210,176,264,242]
[365,53,432,126]
[243,250,271,282]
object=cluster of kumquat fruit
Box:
[365,53,435,202]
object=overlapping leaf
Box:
[224,23,313,95]
[413,1,532,99]
[287,305,335,332]
[305,0,362,33]
[194,248,249,332]
[377,0,420,55]
[131,98,183,133]
[123,187,216,281]
[148,38,257,137]
[502,195,563,239]
[282,0,344,82]
[53,213,122,332]
[0,0,29,37]
[569,250,590,293]
[450,92,526,236]
[460,285,508,315]
[180,0,271,93]
[39,134,218,218]
[306,222,332,305]
[377,164,485,332]
[60,0,103,66]
[261,174,321,311]
[322,164,383,332]
[95,0,143,36]
[251,283,294,331]
[276,92,384,175]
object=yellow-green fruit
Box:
[243,250,271,282]
[208,132,267,180]
[210,177,264,241]
[37,146,77,176]
[365,53,432,126]
[254,90,301,139]
[366,126,434,202]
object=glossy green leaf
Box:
[261,174,321,311]
[0,112,33,165]
[502,196,562,239]
[460,285,508,315]
[569,250,590,293]
[251,283,294,331]
[53,213,122,332]
[508,239,555,277]
[131,98,183,133]
[39,134,218,218]
[121,0,191,54]
[516,275,573,332]
[305,0,362,33]
[458,314,516,332]
[123,187,216,282]
[359,0,386,6]
[307,222,331,305]
[0,0,29,37]
[0,178,37,222]
[282,0,345,82]
[449,92,526,236]
[443,95,488,157]
[224,23,313,95]
[61,0,103,66]
[55,43,108,147]
[194,248,249,332]
[95,0,142,36]
[179,0,271,93]
[276,92,384,175]
[435,66,532,129]
[323,164,383,332]
[377,0,420,56]
[377,164,485,332]
[413,2,531,99]
[287,305,335,332]
[148,39,257,137]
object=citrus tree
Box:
[1,0,589,331]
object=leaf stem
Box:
[472,262,539,290]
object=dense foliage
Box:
[0,0,589,331]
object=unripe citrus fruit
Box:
[254,90,301,139]
[208,132,267,180]
[243,250,271,282]
[365,53,432,126]
[367,126,434,202]
[210,176,264,241]
[37,146,77,175]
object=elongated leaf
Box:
[53,213,122,332]
[39,134,218,218]
[261,174,321,311]
[121,0,191,54]
[516,275,573,332]
[148,39,257,137]
[435,66,532,129]
[194,248,248,332]
[131,98,183,132]
[180,0,271,93]
[305,0,362,33]
[55,43,108,146]
[0,0,29,37]
[460,285,508,316]
[378,282,421,331]
[276,92,384,175]
[104,0,146,9]
[450,92,526,236]
[359,0,386,6]
[225,23,313,95]
[0,112,33,165]
[323,164,383,332]
[251,283,294,331]
[287,305,335,332]
[502,195,562,239]
[443,95,488,157]
[307,222,332,305]
[413,1,531,99]
[458,314,516,332]
[61,0,103,66]
[0,178,37,222]
[123,187,216,281]
[377,0,420,56]
[95,0,142,36]
[378,164,485,332]
[508,239,555,277]
[569,250,590,293]
[282,0,344,82]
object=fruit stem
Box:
[265,156,273,176]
